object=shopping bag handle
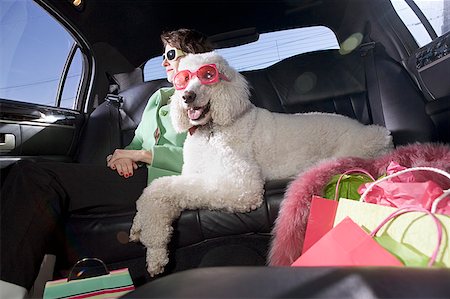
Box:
[68,257,109,281]
[334,168,376,201]
[359,166,450,212]
[432,189,450,214]
[370,206,443,267]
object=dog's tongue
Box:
[188,107,203,120]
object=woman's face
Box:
[162,44,186,83]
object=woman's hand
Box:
[107,149,153,177]
[108,157,138,178]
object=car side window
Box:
[0,1,82,109]
[391,0,449,46]
[144,26,339,81]
[60,47,83,109]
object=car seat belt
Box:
[360,38,386,126]
[105,92,124,150]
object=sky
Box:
[0,0,448,108]
[0,0,81,108]
[392,0,447,44]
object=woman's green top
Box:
[125,87,187,184]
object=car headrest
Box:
[267,49,366,108]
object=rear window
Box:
[144,26,339,81]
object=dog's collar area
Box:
[188,126,198,135]
[188,122,214,136]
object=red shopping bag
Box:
[302,168,375,254]
[301,196,339,254]
[292,216,403,267]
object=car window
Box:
[0,1,82,109]
[60,48,83,109]
[391,0,449,47]
[144,26,339,81]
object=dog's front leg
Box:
[129,176,182,276]
[176,171,265,213]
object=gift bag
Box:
[292,216,403,267]
[302,169,375,253]
[334,198,450,267]
[358,165,450,215]
[301,196,339,253]
[375,233,445,267]
[368,206,443,267]
[335,167,450,267]
[323,168,375,201]
[293,206,442,267]
[43,258,135,299]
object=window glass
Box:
[144,26,339,81]
[391,0,449,47]
[0,1,82,108]
[60,49,83,109]
[415,0,449,36]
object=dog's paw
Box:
[231,195,263,213]
[129,205,144,241]
[146,248,169,277]
[129,222,141,242]
[250,203,259,211]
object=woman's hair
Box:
[160,28,214,54]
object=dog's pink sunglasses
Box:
[173,64,230,90]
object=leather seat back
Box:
[243,48,437,145]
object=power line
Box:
[0,73,80,90]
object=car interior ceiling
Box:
[42,0,399,112]
[34,0,450,288]
[44,0,381,66]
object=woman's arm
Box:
[108,149,152,165]
[107,90,163,177]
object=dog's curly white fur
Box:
[130,51,393,276]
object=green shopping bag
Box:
[374,233,445,267]
[334,198,450,267]
[334,166,450,267]
[43,258,135,299]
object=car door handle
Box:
[0,133,16,150]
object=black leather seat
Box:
[56,46,437,285]
[123,267,450,298]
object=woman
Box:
[0,28,213,297]
[106,29,213,182]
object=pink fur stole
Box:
[268,143,450,266]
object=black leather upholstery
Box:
[246,48,436,144]
[76,79,172,164]
[61,46,437,283]
[123,267,450,298]
[426,96,450,143]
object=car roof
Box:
[38,0,378,67]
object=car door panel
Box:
[408,31,450,143]
[426,96,450,143]
[0,99,85,168]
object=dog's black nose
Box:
[182,90,196,104]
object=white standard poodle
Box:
[130,51,393,276]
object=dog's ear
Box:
[170,91,191,133]
[211,68,252,126]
